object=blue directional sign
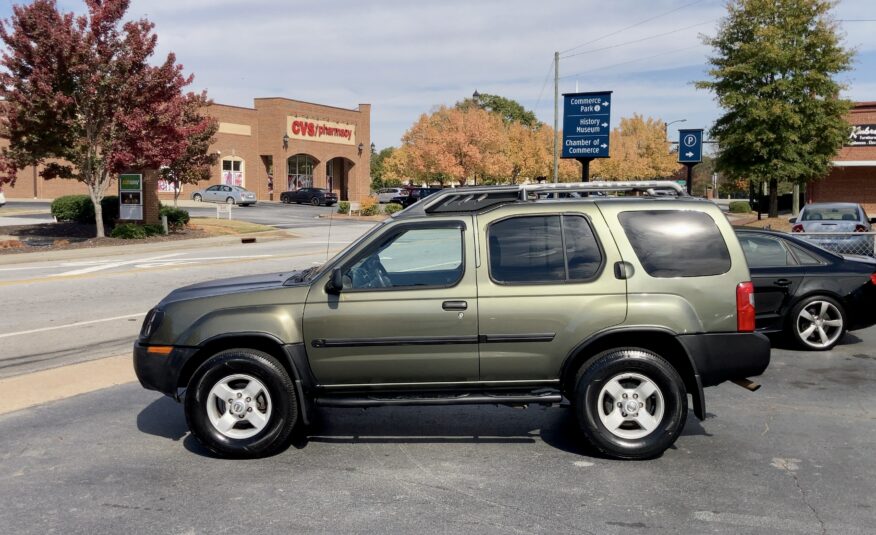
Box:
[678,128,703,163]
[562,91,612,159]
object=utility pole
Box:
[553,51,559,184]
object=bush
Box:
[51,195,93,223]
[142,224,165,237]
[360,196,379,216]
[159,204,190,231]
[729,201,752,213]
[383,202,403,215]
[337,201,350,214]
[51,194,119,225]
[110,223,147,239]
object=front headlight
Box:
[140,308,164,339]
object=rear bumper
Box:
[679,332,771,388]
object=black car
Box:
[280,187,338,206]
[389,187,442,208]
[736,228,876,350]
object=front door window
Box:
[287,154,315,190]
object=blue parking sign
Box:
[678,129,703,163]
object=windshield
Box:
[297,221,389,282]
[801,206,860,221]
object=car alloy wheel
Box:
[596,372,665,440]
[193,194,202,202]
[226,197,235,204]
[311,197,320,206]
[206,374,273,439]
[795,299,843,350]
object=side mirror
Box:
[788,217,797,224]
[325,267,344,294]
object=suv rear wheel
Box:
[184,348,298,458]
[574,348,687,460]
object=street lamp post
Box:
[664,118,687,141]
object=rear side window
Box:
[618,210,731,277]
[488,215,603,283]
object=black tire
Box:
[184,348,298,458]
[574,348,687,460]
[192,194,202,202]
[788,294,846,351]
[311,197,321,206]
[225,197,235,205]
[281,195,289,204]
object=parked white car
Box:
[0,189,6,207]
[192,185,256,206]
[376,187,408,204]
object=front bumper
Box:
[133,342,198,397]
[679,332,771,388]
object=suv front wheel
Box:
[574,348,687,460]
[184,348,298,458]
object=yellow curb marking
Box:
[0,355,136,416]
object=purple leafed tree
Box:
[0,0,214,237]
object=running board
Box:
[315,392,563,408]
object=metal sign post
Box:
[677,129,703,195]
[562,91,612,182]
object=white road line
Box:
[49,253,184,277]
[0,313,146,339]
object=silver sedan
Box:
[192,185,257,206]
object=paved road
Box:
[0,223,376,378]
[0,200,350,228]
[1,329,874,534]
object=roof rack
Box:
[421,181,687,214]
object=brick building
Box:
[808,101,876,213]
[2,97,372,203]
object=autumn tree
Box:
[697,0,852,217]
[0,0,213,236]
[369,146,400,190]
[161,92,218,207]
[399,106,510,186]
[590,115,679,180]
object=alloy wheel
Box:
[796,300,843,349]
[596,372,665,440]
[205,374,273,439]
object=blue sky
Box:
[4,0,875,150]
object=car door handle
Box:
[774,279,793,287]
[442,300,468,311]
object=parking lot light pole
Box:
[664,119,687,141]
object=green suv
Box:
[134,181,770,459]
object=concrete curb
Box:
[0,354,136,416]
[0,229,298,266]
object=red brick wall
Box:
[808,102,876,212]
[4,97,372,203]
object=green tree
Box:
[457,93,539,129]
[697,0,853,217]
[370,146,398,190]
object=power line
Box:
[561,20,713,60]
[559,44,705,80]
[559,0,706,55]
[533,59,555,113]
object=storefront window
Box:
[222,158,245,186]
[287,154,316,190]
[326,159,334,192]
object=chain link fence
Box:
[794,232,876,258]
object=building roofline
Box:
[208,102,256,112]
[852,101,876,110]
[253,97,367,113]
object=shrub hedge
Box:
[729,201,752,213]
[360,196,379,216]
[110,223,147,239]
[51,194,119,224]
[159,204,190,231]
[337,201,350,214]
[383,202,403,215]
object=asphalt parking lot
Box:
[1,329,874,534]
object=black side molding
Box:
[312,335,479,348]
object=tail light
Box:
[736,282,755,332]
[854,224,866,232]
[870,273,876,285]
[791,224,804,233]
